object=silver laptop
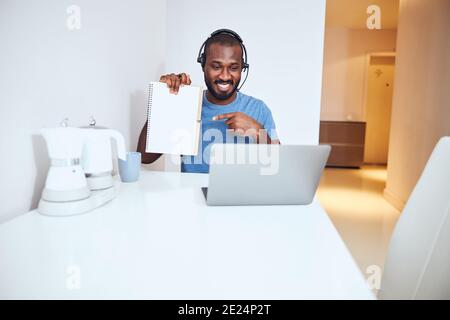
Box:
[202,144,331,206]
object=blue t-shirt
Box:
[181,91,278,174]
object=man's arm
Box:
[213,112,280,144]
[137,121,162,164]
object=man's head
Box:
[202,33,245,103]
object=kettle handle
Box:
[105,129,127,160]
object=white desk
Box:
[0,170,374,299]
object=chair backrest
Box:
[379,136,450,299]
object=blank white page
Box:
[145,81,202,155]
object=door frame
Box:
[361,51,396,122]
[362,51,396,164]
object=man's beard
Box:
[204,76,241,101]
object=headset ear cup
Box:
[198,53,205,68]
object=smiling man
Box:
[137,29,280,173]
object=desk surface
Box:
[0,170,374,299]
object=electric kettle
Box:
[80,118,127,190]
[39,125,90,202]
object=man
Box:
[137,29,279,173]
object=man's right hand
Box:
[159,73,192,94]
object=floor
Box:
[316,165,401,280]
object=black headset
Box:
[197,29,249,90]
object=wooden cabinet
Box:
[319,121,366,168]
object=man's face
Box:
[203,43,243,102]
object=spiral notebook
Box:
[145,81,203,155]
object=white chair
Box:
[379,136,450,299]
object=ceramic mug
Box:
[118,152,141,183]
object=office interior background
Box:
[0,0,449,297]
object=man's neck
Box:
[206,90,238,106]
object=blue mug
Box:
[118,152,141,183]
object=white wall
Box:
[0,0,166,222]
[166,0,326,145]
[320,27,397,121]
[385,0,450,210]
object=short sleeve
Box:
[260,103,279,141]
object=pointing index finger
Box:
[213,112,236,121]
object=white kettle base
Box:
[38,182,119,217]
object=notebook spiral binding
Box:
[146,83,154,146]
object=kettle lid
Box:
[79,116,108,130]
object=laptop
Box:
[202,144,331,206]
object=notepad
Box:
[145,81,203,156]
